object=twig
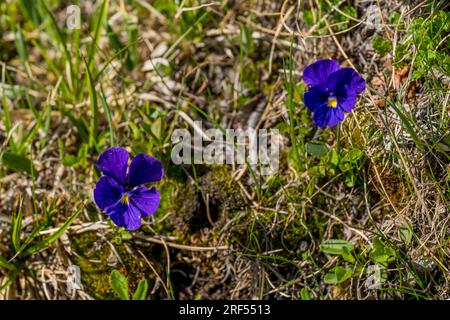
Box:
[134,234,229,252]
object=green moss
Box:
[155,164,245,233]
[205,164,242,196]
[70,231,158,299]
[70,232,114,299]
[372,36,393,55]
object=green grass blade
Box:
[99,87,115,146]
[1,65,12,139]
[389,101,424,152]
[284,36,299,160]
[84,57,99,150]
[39,1,73,73]
[22,206,82,257]
[0,256,16,271]
[60,105,89,144]
[18,0,40,26]
[88,0,110,68]
[11,194,23,253]
[126,19,138,69]
[14,25,28,63]
[163,12,208,59]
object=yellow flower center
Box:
[327,97,338,108]
[121,193,129,204]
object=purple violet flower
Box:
[93,147,164,231]
[303,59,366,128]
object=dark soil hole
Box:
[189,192,220,230]
[171,262,195,297]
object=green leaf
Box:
[62,154,78,167]
[300,288,311,300]
[324,266,352,284]
[62,155,78,167]
[399,226,413,246]
[303,10,314,27]
[320,239,354,255]
[152,0,177,18]
[287,147,300,167]
[132,279,148,300]
[120,229,132,241]
[309,165,326,177]
[339,149,364,172]
[194,292,202,300]
[341,246,355,263]
[344,172,356,187]
[389,12,401,24]
[240,24,254,56]
[1,152,37,175]
[343,149,363,164]
[306,142,328,159]
[110,270,130,300]
[370,238,396,265]
[328,149,339,166]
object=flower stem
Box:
[336,123,341,154]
